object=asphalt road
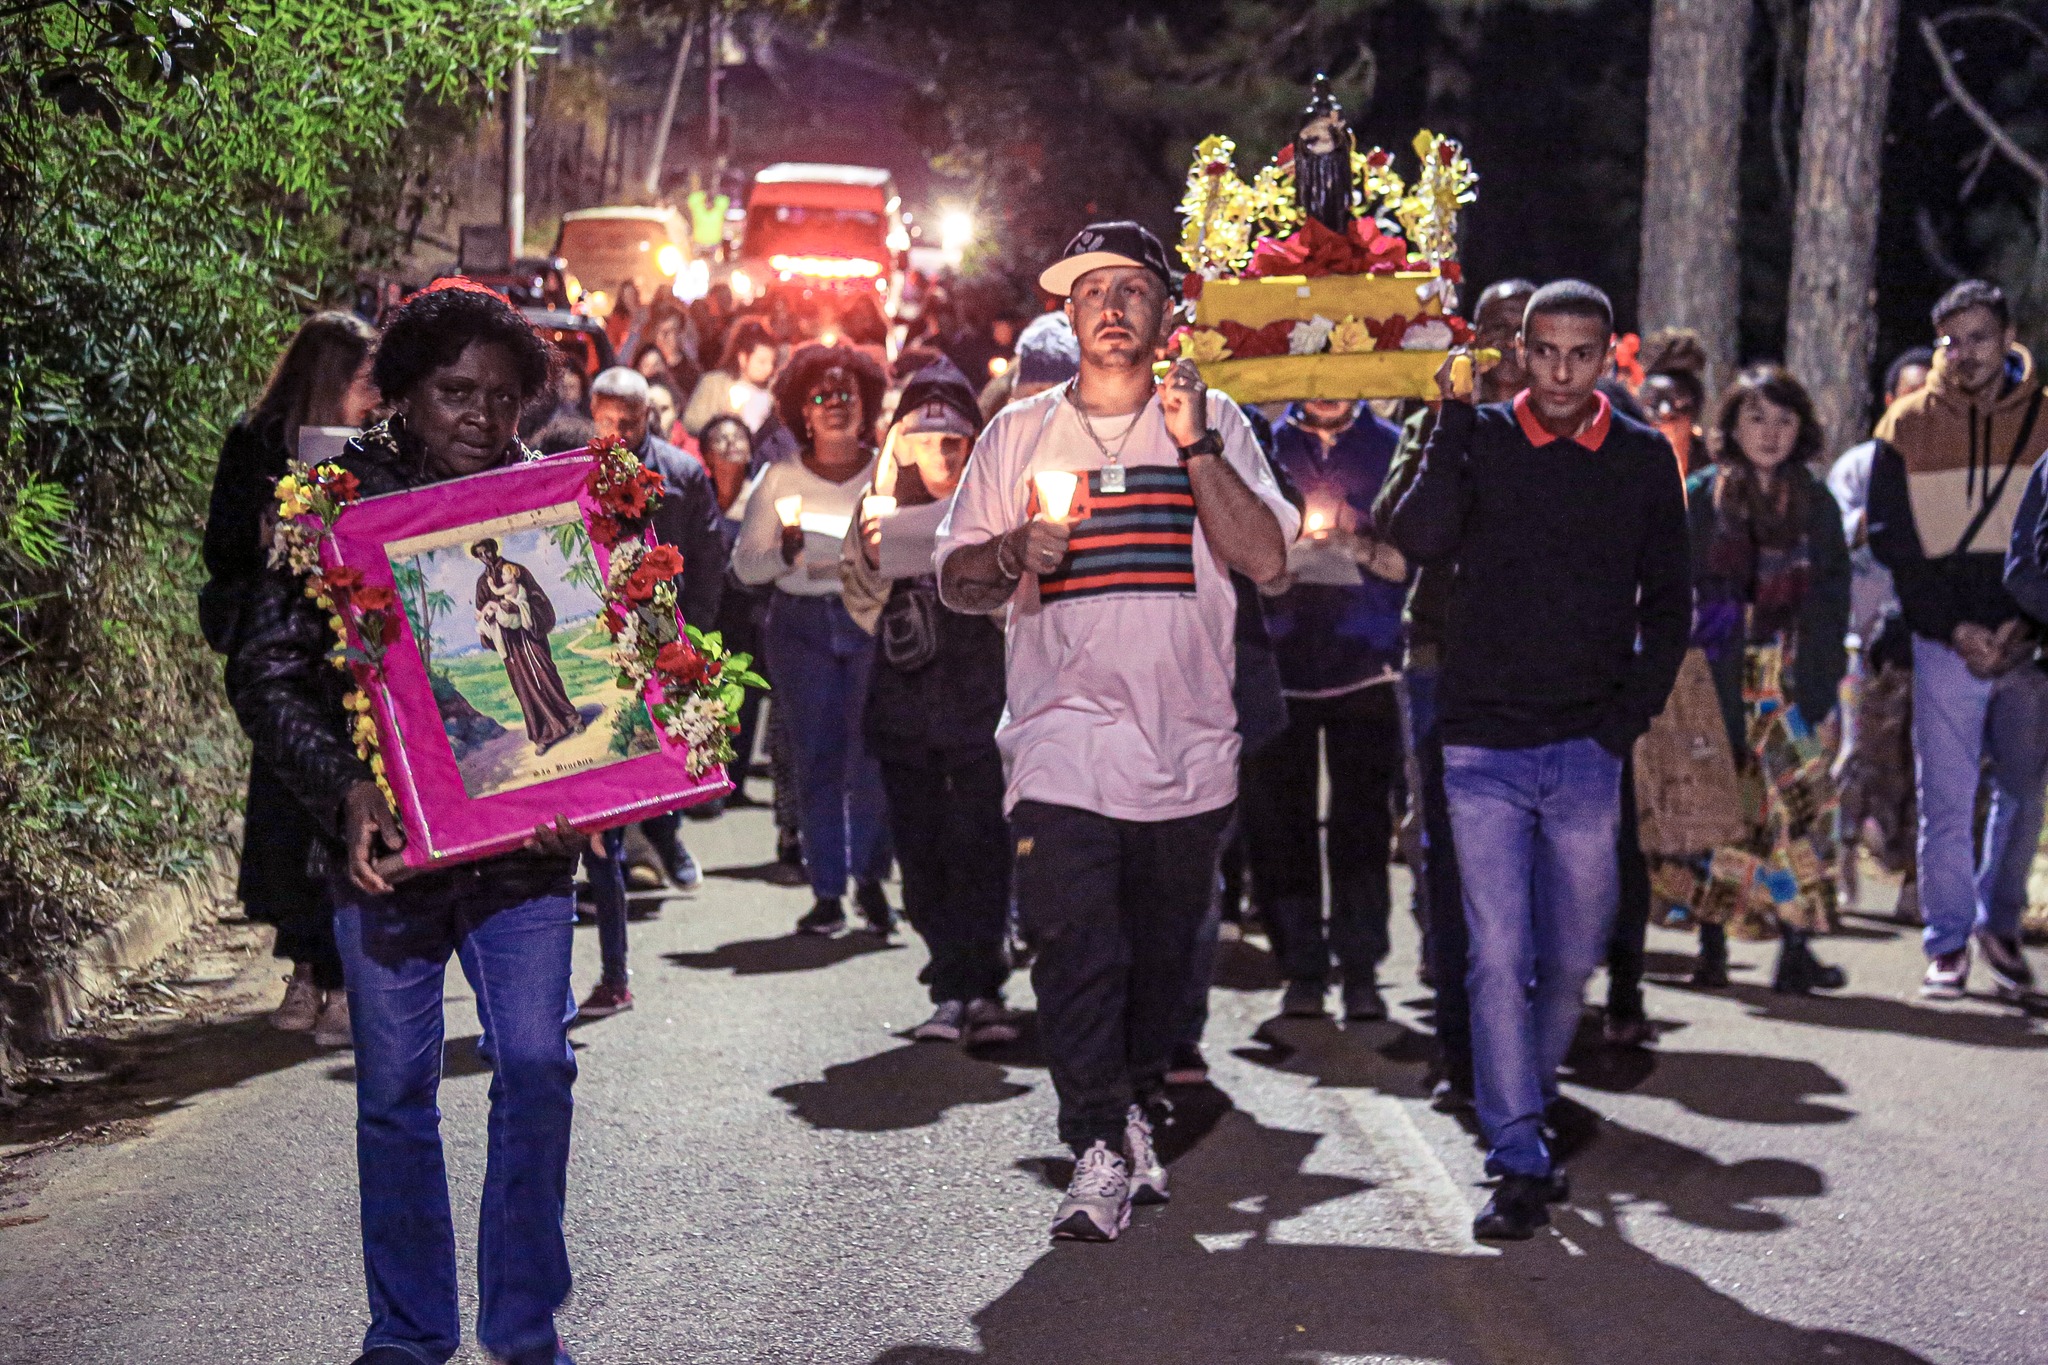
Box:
[3,799,2045,1365]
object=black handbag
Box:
[879,579,941,673]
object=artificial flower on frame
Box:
[1329,316,1378,355]
[1400,318,1456,352]
[1176,327,1233,363]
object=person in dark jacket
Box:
[1373,276,1533,1107]
[226,282,591,1365]
[1870,280,2048,1002]
[842,361,1015,1045]
[591,365,726,897]
[1666,366,1852,994]
[1387,280,1690,1242]
[200,309,378,1044]
[1247,398,1409,1023]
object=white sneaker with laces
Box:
[313,992,353,1048]
[964,997,1020,1046]
[1050,1141,1130,1242]
[1124,1103,1168,1206]
[912,1000,966,1042]
[270,966,320,1032]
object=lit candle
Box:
[862,494,897,522]
[1303,505,1331,538]
[774,494,804,528]
[1033,470,1078,523]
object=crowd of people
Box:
[198,215,2048,1361]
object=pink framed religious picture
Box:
[272,445,763,876]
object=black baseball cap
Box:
[1039,221,1175,297]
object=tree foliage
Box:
[0,0,583,969]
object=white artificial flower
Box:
[1288,314,1336,356]
[1401,318,1455,351]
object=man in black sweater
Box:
[1387,280,1689,1241]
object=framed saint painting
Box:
[276,446,760,875]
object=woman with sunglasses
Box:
[733,344,896,935]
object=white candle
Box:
[1033,470,1078,523]
[862,494,897,521]
[774,494,804,528]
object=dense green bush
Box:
[0,0,582,974]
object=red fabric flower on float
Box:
[1248,217,1411,280]
[1215,320,1295,359]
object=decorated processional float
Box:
[1169,76,1484,403]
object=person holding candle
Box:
[1243,398,1410,1024]
[841,359,1016,1045]
[733,343,896,937]
[937,222,1298,1242]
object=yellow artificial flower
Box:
[369,753,385,777]
[1178,328,1233,363]
[328,614,347,636]
[1329,316,1378,355]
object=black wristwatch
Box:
[1177,428,1225,464]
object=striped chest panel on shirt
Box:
[1037,465,1197,602]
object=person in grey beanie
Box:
[979,311,1081,419]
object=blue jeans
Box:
[584,828,628,988]
[1442,737,1622,1177]
[1408,666,1471,1087]
[333,872,578,1365]
[1910,635,2048,956]
[766,591,891,899]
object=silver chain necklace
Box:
[1064,379,1151,493]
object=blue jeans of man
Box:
[1910,635,2048,956]
[584,827,628,988]
[1442,737,1623,1177]
[765,591,891,900]
[333,869,578,1365]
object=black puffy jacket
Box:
[224,416,576,900]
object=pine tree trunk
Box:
[1786,0,1900,459]
[1639,0,1752,396]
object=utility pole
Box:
[705,5,722,164]
[504,52,527,259]
[643,12,697,200]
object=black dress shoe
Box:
[1473,1173,1553,1241]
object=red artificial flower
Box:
[1204,160,1230,178]
[1443,262,1464,284]
[624,567,658,603]
[640,545,685,581]
[706,659,723,680]
[1215,319,1295,359]
[610,478,650,518]
[587,514,622,547]
[1181,274,1205,302]
[1445,315,1475,346]
[1248,218,1405,280]
[1366,149,1392,169]
[322,565,364,593]
[1439,142,1456,165]
[655,640,709,685]
[321,469,361,502]
[601,608,626,636]
[1371,315,1411,350]
[351,584,396,614]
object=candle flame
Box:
[774,494,803,527]
[1033,470,1078,522]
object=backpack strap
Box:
[1953,387,2043,556]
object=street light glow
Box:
[940,208,974,262]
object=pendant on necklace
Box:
[1099,464,1126,494]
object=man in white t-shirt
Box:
[936,222,1299,1242]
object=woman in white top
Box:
[734,344,894,935]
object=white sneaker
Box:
[313,992,353,1048]
[912,1000,966,1042]
[270,966,320,1032]
[964,997,1020,1046]
[1124,1103,1168,1206]
[1051,1141,1130,1242]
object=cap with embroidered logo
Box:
[1038,221,1175,297]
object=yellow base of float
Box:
[1195,350,1447,404]
[1192,271,1443,329]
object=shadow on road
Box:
[663,932,898,976]
[1565,1040,1855,1125]
[1230,1018,1437,1098]
[0,1017,323,1147]
[1713,982,2048,1049]
[864,1103,1925,1365]
[773,1042,1033,1132]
